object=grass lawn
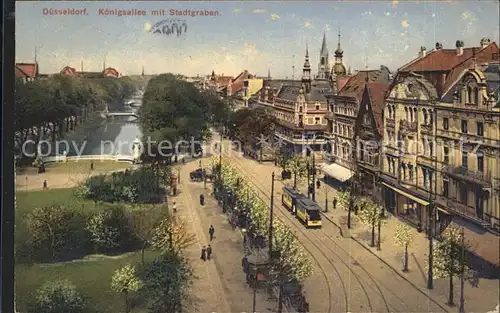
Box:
[16,249,161,313]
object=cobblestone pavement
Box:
[215,136,499,313]
[175,161,279,313]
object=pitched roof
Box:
[366,82,391,136]
[338,68,391,100]
[15,63,38,78]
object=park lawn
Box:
[15,249,161,313]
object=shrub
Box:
[86,206,134,253]
[34,279,86,313]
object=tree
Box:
[35,279,86,313]
[432,226,470,306]
[151,215,196,255]
[336,189,351,210]
[394,223,414,272]
[111,264,143,313]
[127,207,164,265]
[356,197,384,247]
[284,155,309,189]
[143,252,195,313]
[86,206,132,253]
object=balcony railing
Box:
[386,118,395,128]
[446,199,483,222]
[420,123,432,134]
[442,165,492,185]
[400,120,417,133]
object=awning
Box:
[321,163,354,182]
[381,182,430,206]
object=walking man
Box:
[206,245,212,260]
[333,197,337,210]
[90,161,94,171]
[316,180,321,189]
[209,225,215,241]
[201,246,206,261]
[42,180,48,190]
[172,201,177,214]
[200,194,205,206]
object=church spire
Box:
[302,43,312,93]
[303,42,311,69]
[321,32,328,54]
[335,30,343,57]
[268,69,271,78]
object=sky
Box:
[16,1,500,78]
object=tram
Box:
[295,198,322,228]
[281,186,306,214]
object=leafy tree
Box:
[143,252,195,313]
[24,205,87,262]
[111,264,143,313]
[151,215,196,255]
[393,223,414,272]
[35,279,86,313]
[336,189,351,210]
[284,155,309,189]
[127,207,164,265]
[356,197,385,247]
[86,206,132,253]
[432,226,470,306]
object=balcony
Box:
[442,165,492,186]
[386,118,395,128]
[445,199,492,227]
[420,123,432,134]
[399,120,417,134]
[417,154,437,168]
[325,112,335,120]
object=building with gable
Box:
[60,62,120,78]
[15,63,39,83]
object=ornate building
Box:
[323,66,392,183]
[380,39,499,270]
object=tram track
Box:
[216,136,449,313]
[224,150,377,313]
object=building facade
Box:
[60,64,120,78]
[15,63,39,83]
[323,67,392,184]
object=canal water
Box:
[53,94,143,157]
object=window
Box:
[315,117,320,124]
[443,117,449,130]
[462,151,468,168]
[429,142,433,157]
[334,124,338,133]
[429,111,433,125]
[299,106,303,113]
[467,86,473,103]
[477,154,484,172]
[461,120,468,134]
[316,105,320,110]
[443,179,449,197]
[477,122,484,136]
[423,109,428,124]
[409,165,414,180]
[459,183,468,205]
[423,168,428,187]
[443,147,449,164]
[474,88,479,104]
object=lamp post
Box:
[307,161,311,198]
[427,107,438,290]
[268,172,275,262]
[459,227,465,313]
[377,210,382,251]
[312,153,316,202]
[325,184,329,212]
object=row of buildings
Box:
[14,61,121,83]
[207,34,500,270]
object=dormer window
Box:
[474,88,479,104]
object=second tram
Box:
[281,186,306,214]
[295,198,322,228]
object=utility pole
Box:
[377,211,382,251]
[312,153,316,201]
[459,227,465,313]
[325,184,329,212]
[307,161,311,198]
[427,108,438,290]
[348,144,357,229]
[268,172,275,263]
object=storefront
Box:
[382,182,430,231]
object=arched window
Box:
[405,107,409,120]
[429,110,433,125]
[423,109,428,124]
[409,108,414,122]
[467,86,473,103]
[474,88,479,104]
[388,106,393,119]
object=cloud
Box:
[385,12,391,16]
[252,9,266,14]
[304,21,312,28]
[233,8,241,13]
[401,20,410,28]
[270,14,280,20]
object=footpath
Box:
[175,161,279,313]
[237,157,499,313]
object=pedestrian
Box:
[209,225,215,241]
[333,197,337,210]
[172,201,177,214]
[207,245,212,260]
[182,157,185,164]
[316,180,321,189]
[200,194,205,206]
[43,180,48,190]
[172,186,177,196]
[201,246,206,261]
[90,161,94,171]
[199,160,202,168]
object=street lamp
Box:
[377,210,382,251]
[268,172,275,263]
[311,153,316,202]
[459,227,466,313]
[324,185,329,212]
[307,161,311,198]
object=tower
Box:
[141,66,144,76]
[317,32,330,79]
[332,30,347,76]
[302,43,312,93]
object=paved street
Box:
[213,134,499,313]
[175,160,279,313]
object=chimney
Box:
[435,42,443,50]
[480,37,491,49]
[456,40,464,55]
[419,46,427,58]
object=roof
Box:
[274,79,331,103]
[283,186,306,198]
[338,67,392,101]
[297,198,321,210]
[366,83,391,135]
[15,63,38,78]
[336,75,351,91]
